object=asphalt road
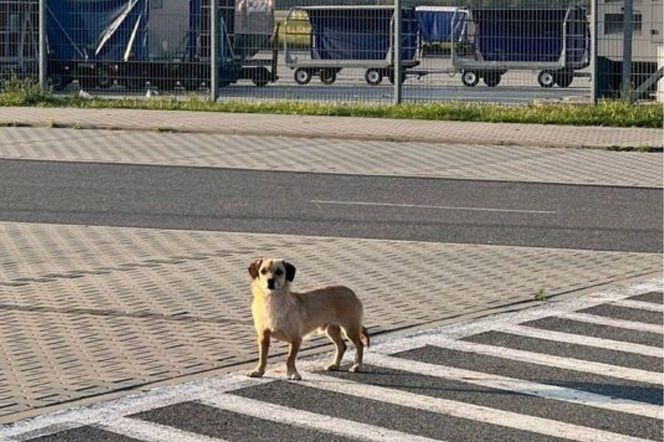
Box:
[0,159,661,252]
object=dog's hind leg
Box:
[286,337,302,380]
[324,324,347,371]
[344,325,364,373]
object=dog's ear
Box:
[284,261,296,282]
[248,259,263,280]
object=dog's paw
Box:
[247,369,265,378]
[349,363,362,373]
[324,363,340,372]
[287,372,302,381]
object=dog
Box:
[247,258,369,380]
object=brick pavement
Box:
[0,127,661,187]
[0,106,661,148]
[0,221,661,423]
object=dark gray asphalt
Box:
[231,380,569,442]
[132,402,355,442]
[1,159,661,252]
[394,345,664,405]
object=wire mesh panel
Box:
[595,0,663,102]
[43,0,239,96]
[10,0,662,104]
[398,0,592,104]
[220,0,401,103]
[0,0,39,89]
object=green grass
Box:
[0,77,662,129]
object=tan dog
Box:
[247,258,369,380]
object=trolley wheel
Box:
[388,69,406,85]
[183,78,203,91]
[461,70,479,87]
[483,72,501,87]
[252,67,271,87]
[538,70,555,88]
[365,68,383,86]
[49,74,66,91]
[294,68,312,85]
[97,65,112,89]
[320,69,337,85]
[553,70,574,88]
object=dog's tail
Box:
[361,326,370,348]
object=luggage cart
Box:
[450,6,590,88]
[283,5,419,86]
[235,0,278,87]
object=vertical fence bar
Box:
[210,0,219,101]
[590,0,598,104]
[621,0,633,100]
[393,0,402,105]
[39,0,47,91]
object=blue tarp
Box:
[306,8,418,61]
[416,7,467,44]
[47,0,149,61]
[473,7,588,64]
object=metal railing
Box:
[0,0,661,105]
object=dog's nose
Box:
[267,278,275,289]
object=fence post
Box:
[590,0,598,104]
[393,0,402,105]
[39,0,47,91]
[210,0,219,101]
[621,0,633,100]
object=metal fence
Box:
[0,0,661,104]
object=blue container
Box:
[47,0,149,62]
[416,7,467,44]
[306,7,418,61]
[473,7,588,65]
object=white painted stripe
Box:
[98,417,226,442]
[301,372,652,442]
[564,312,664,334]
[363,353,664,420]
[423,338,663,384]
[310,199,556,214]
[0,375,267,439]
[498,324,664,357]
[612,299,664,313]
[201,393,440,442]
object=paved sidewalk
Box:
[0,106,661,148]
[1,126,662,188]
[0,221,660,423]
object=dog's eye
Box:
[275,269,284,276]
[260,268,268,275]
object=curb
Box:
[1,119,662,151]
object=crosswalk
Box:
[1,280,662,442]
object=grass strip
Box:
[0,78,661,129]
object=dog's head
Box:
[248,258,296,294]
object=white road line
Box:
[422,338,663,384]
[310,199,556,214]
[200,394,440,442]
[563,312,664,334]
[363,353,663,419]
[497,324,664,357]
[98,417,226,442]
[300,372,652,442]
[0,375,267,440]
[611,299,664,313]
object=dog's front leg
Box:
[286,337,302,380]
[248,330,270,377]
